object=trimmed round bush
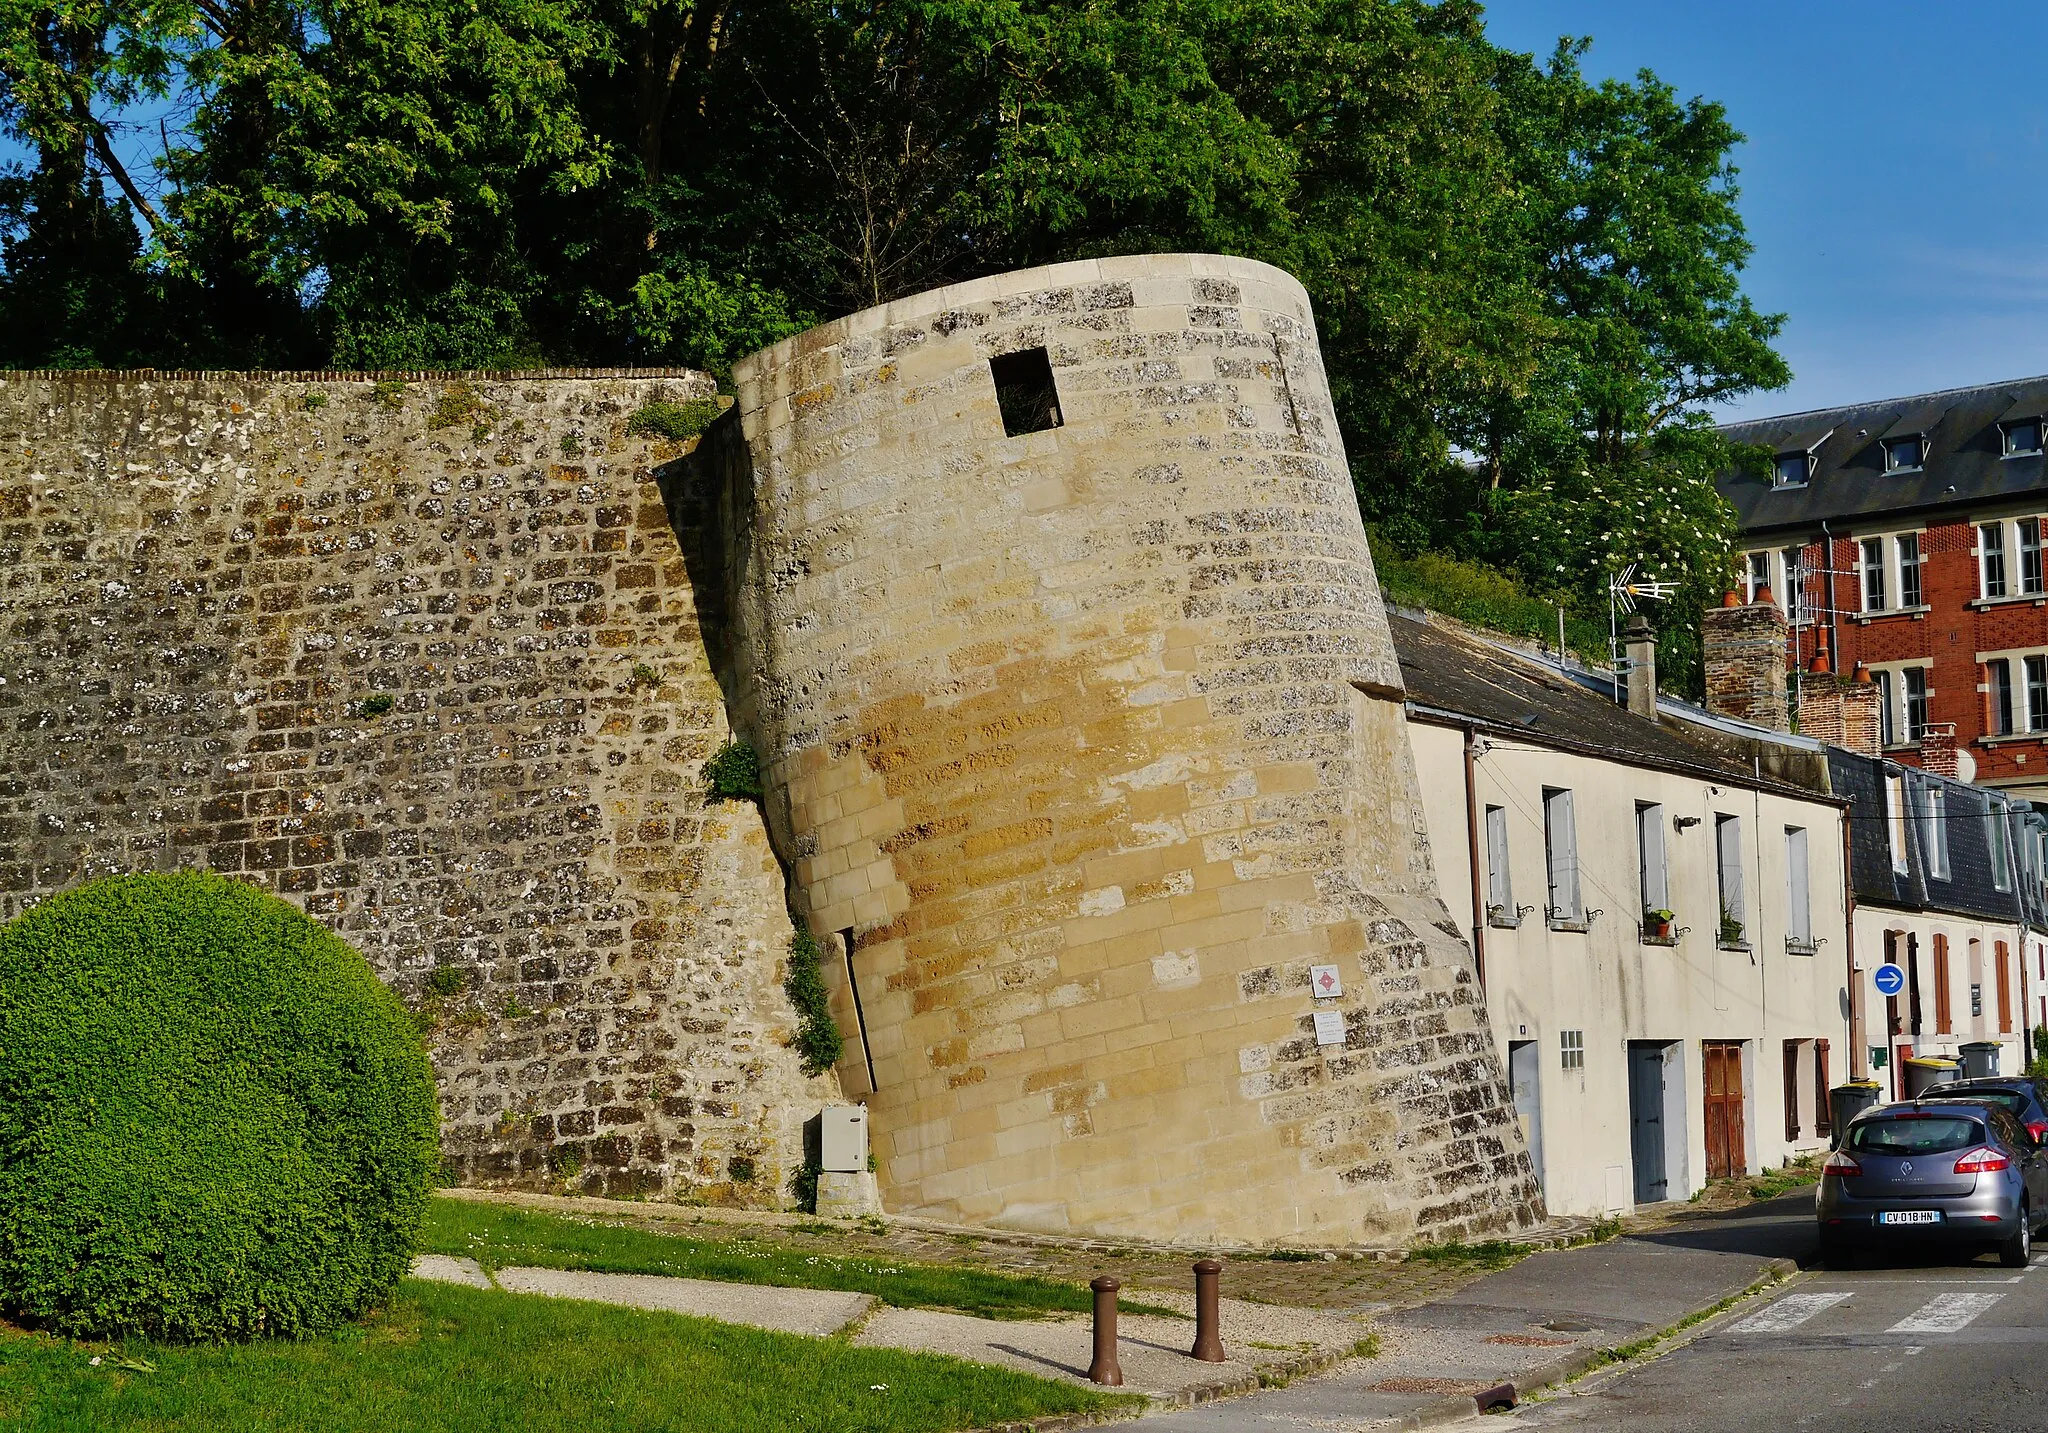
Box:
[0,871,440,1341]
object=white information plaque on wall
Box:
[1312,1010,1346,1047]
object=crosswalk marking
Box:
[1727,1291,1853,1334]
[1887,1291,2004,1334]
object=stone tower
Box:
[706,255,1542,1244]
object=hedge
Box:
[0,871,441,1341]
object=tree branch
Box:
[83,113,168,235]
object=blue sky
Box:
[1482,2,2048,422]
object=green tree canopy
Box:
[1,1,1787,682]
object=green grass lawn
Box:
[423,1197,1180,1321]
[0,1280,1137,1433]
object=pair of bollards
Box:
[1086,1258,1225,1386]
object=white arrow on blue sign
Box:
[1873,963,1906,997]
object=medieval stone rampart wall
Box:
[0,370,833,1201]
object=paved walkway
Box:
[1143,1192,1818,1428]
[413,1190,1818,1424]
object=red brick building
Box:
[1720,377,2048,801]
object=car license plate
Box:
[1881,1210,1941,1225]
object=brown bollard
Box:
[1087,1276,1124,1385]
[1189,1259,1225,1362]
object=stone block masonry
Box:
[0,369,838,1203]
[707,255,1543,1245]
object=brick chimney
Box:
[1796,639,1882,757]
[1702,589,1790,731]
[1919,723,1959,779]
[1622,612,1658,719]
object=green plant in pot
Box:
[1718,908,1745,946]
[1645,908,1675,939]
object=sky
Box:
[1482,1,2048,423]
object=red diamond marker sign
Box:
[1310,964,1342,999]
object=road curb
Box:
[958,1343,1355,1432]
[1376,1255,1801,1429]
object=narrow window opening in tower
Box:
[842,927,878,1092]
[990,348,1063,436]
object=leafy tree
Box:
[0,0,1789,659]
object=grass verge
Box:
[0,1279,1138,1433]
[424,1198,1181,1321]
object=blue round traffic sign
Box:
[1873,963,1906,997]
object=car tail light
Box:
[2028,1120,2048,1143]
[1955,1147,2012,1174]
[1822,1150,1862,1177]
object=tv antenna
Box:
[1609,562,1679,704]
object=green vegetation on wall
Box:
[1373,541,1607,664]
[784,928,843,1078]
[0,871,441,1342]
[626,398,724,441]
[704,740,763,799]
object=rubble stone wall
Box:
[713,254,1543,1245]
[0,369,836,1203]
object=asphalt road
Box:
[1510,1243,2048,1432]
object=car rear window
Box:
[1949,1091,2028,1115]
[1848,1116,1984,1155]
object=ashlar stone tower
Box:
[707,255,1543,1244]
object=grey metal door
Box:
[1629,1041,1669,1204]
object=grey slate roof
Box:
[1716,374,2048,539]
[1825,745,2048,928]
[1390,611,1819,799]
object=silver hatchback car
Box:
[1817,1100,2048,1268]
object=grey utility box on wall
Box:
[821,1105,869,1173]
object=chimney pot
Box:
[1623,612,1658,720]
[1753,585,1775,607]
[1721,590,1742,608]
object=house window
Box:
[1485,804,1515,926]
[1785,826,1812,949]
[1983,523,2009,598]
[1991,658,2016,735]
[1782,546,1804,619]
[1543,788,1581,926]
[1916,781,1951,881]
[1560,1029,1585,1071]
[1886,775,1909,874]
[1745,550,1771,602]
[1875,669,1897,746]
[1862,538,1887,611]
[1899,532,1924,607]
[1638,803,1669,924]
[2030,656,2048,732]
[1978,518,2045,598]
[1716,814,1746,946]
[1992,802,2015,892]
[1903,666,1929,740]
[1885,435,1924,471]
[1773,452,1810,488]
[2004,418,2043,456]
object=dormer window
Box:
[1884,435,1924,472]
[1772,451,1811,488]
[2004,417,2044,457]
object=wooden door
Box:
[1703,1041,1747,1180]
